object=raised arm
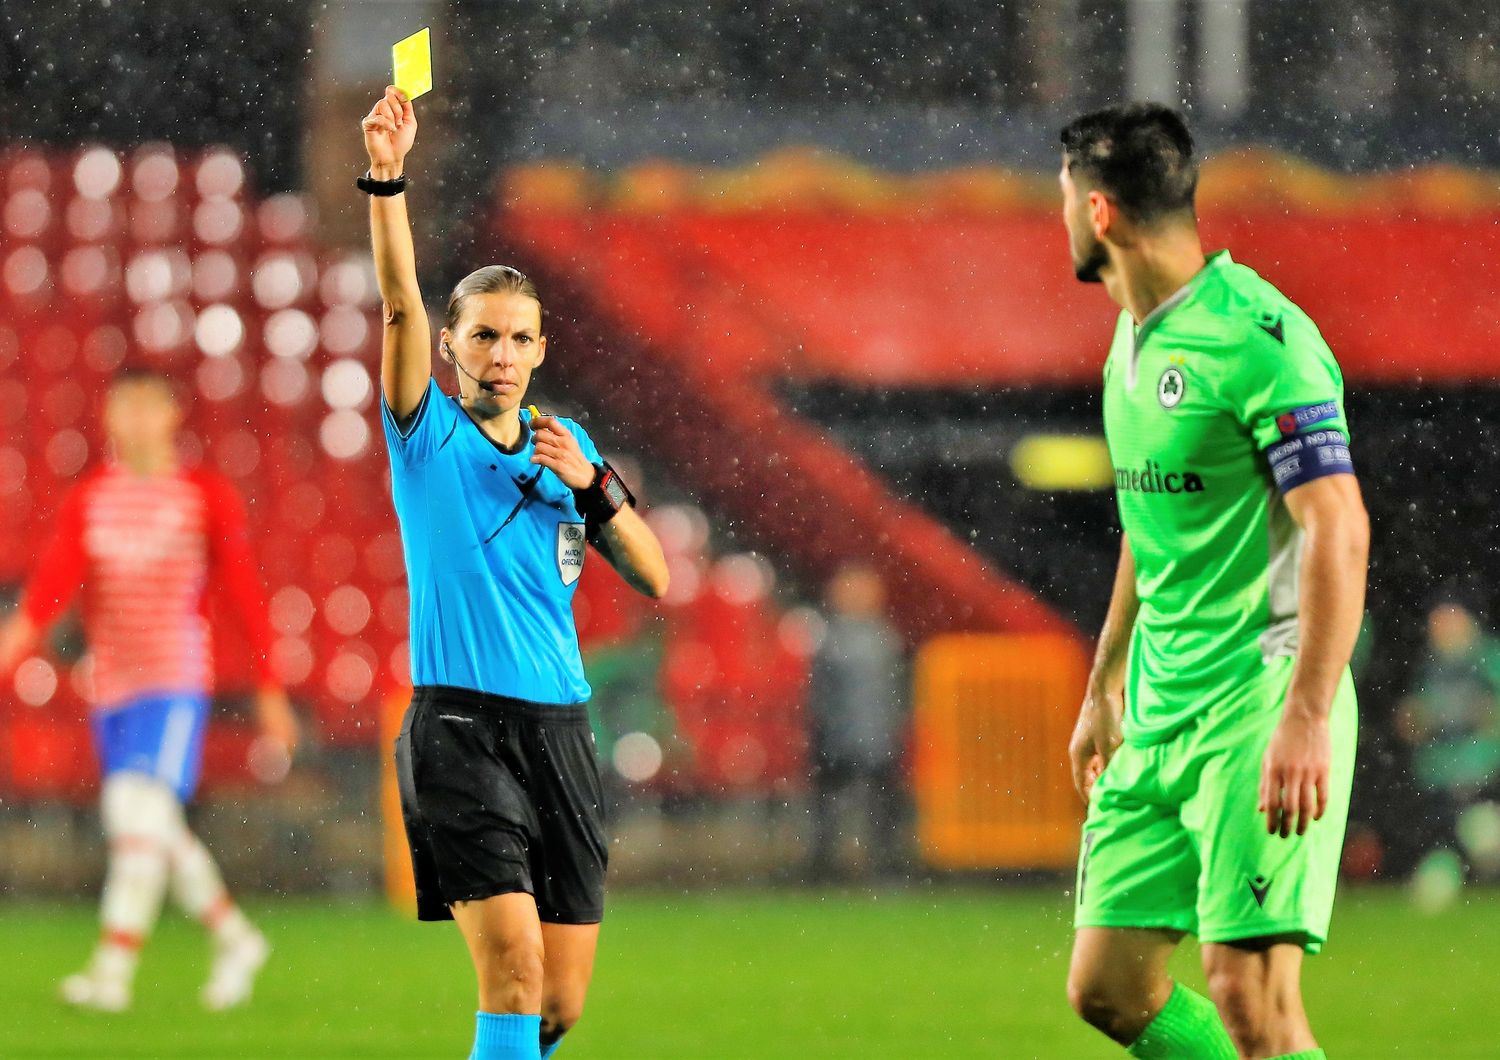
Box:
[1068,533,1139,801]
[363,85,430,420]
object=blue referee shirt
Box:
[381,379,601,704]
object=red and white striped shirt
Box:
[21,464,275,708]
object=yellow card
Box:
[392,28,433,100]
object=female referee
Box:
[361,86,668,1060]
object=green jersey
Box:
[1102,251,1354,745]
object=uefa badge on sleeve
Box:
[557,522,586,585]
[1158,365,1185,409]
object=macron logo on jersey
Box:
[1114,459,1206,495]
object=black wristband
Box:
[357,170,408,196]
[573,461,635,531]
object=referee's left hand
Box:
[529,415,596,489]
[1259,705,1330,839]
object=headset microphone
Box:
[444,342,500,395]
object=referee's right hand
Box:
[1068,684,1123,802]
[362,85,417,177]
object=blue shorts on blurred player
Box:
[92,691,211,802]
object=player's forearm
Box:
[1286,495,1369,719]
[594,507,670,600]
[1087,535,1139,695]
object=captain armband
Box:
[1262,427,1355,492]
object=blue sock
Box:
[469,1012,542,1060]
[539,1038,562,1059]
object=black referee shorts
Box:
[393,685,608,924]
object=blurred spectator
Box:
[804,564,907,881]
[1396,601,1500,906]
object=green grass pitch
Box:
[1,886,1494,1057]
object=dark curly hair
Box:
[1060,103,1198,224]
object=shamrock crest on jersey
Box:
[1158,365,1185,408]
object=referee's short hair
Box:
[447,265,544,332]
[1060,103,1198,224]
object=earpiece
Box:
[443,340,500,395]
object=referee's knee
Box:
[474,933,545,1012]
[541,991,586,1040]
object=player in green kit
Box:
[1058,105,1370,1060]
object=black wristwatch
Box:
[357,170,409,196]
[573,462,636,532]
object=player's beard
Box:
[1073,236,1108,284]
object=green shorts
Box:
[1074,657,1357,954]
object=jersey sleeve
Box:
[566,418,605,465]
[200,472,278,687]
[19,481,89,627]
[381,377,462,470]
[1226,311,1355,493]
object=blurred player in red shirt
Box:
[0,367,298,1012]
